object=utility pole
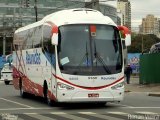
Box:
[19,0,23,27]
[34,0,38,22]
[2,15,6,56]
[141,34,144,54]
[85,0,100,11]
[3,33,6,56]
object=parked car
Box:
[149,42,160,53]
[0,63,13,85]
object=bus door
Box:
[42,52,57,99]
[43,23,57,98]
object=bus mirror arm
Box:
[51,33,58,45]
[118,25,131,46]
[125,34,131,46]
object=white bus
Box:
[13,8,131,106]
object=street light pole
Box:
[3,33,6,56]
[34,0,38,22]
[141,34,144,54]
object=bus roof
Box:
[15,8,116,33]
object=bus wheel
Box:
[4,81,10,85]
[19,79,27,98]
[43,82,53,106]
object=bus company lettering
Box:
[26,50,41,64]
[101,77,116,80]
[88,77,97,80]
[69,77,78,80]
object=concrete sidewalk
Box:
[125,76,160,97]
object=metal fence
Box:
[140,53,160,84]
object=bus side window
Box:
[44,40,55,54]
[33,26,42,48]
[43,25,55,54]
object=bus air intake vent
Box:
[72,8,97,12]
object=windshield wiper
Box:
[72,42,90,75]
[93,40,112,74]
[78,41,89,66]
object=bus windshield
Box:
[58,24,122,75]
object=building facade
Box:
[117,0,131,30]
[139,14,160,37]
[0,0,118,55]
[0,0,117,35]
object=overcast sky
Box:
[102,0,160,30]
[130,0,160,29]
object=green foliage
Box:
[128,34,160,53]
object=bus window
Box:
[43,25,55,54]
[33,26,42,48]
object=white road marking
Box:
[124,107,160,109]
[51,112,89,120]
[50,112,66,115]
[0,98,33,108]
[79,112,123,120]
[0,107,52,111]
[107,111,128,115]
[79,112,96,115]
[24,113,56,120]
[135,111,159,114]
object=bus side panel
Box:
[42,56,57,101]
[12,66,21,90]
[13,48,57,100]
[22,75,43,97]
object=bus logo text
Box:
[26,50,41,64]
[101,77,116,80]
[88,77,97,80]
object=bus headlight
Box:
[111,81,124,90]
[57,82,74,90]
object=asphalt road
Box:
[0,81,160,120]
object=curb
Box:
[148,93,160,97]
[125,90,131,93]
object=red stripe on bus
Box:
[13,67,57,101]
[53,74,124,90]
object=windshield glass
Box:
[58,24,122,75]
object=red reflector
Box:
[52,25,58,34]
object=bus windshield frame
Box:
[57,24,123,75]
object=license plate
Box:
[88,93,99,98]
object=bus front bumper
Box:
[56,90,124,102]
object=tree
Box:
[128,34,160,53]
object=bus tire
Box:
[4,81,10,85]
[19,79,27,98]
[43,81,53,106]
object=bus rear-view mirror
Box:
[51,25,58,45]
[118,25,131,46]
